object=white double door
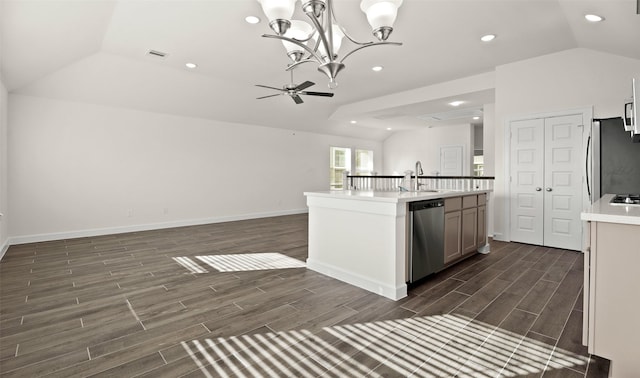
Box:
[510,114,584,251]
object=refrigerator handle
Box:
[585,134,591,202]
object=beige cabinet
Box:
[477,204,487,248]
[477,193,487,248]
[462,207,478,255]
[444,194,488,265]
[462,195,478,256]
[444,197,462,264]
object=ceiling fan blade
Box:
[294,81,315,91]
[292,95,304,104]
[255,84,284,91]
[300,91,334,97]
[256,94,281,100]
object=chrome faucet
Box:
[414,161,423,191]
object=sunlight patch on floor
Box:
[172,256,208,274]
[181,313,588,377]
[173,253,306,273]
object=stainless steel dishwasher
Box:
[408,199,445,283]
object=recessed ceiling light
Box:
[473,116,480,120]
[449,100,465,107]
[245,16,261,24]
[185,62,197,69]
[386,127,392,130]
[350,120,357,124]
[372,66,384,72]
[480,34,496,42]
[584,14,604,22]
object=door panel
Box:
[440,146,463,176]
[509,114,584,251]
[510,119,544,245]
[543,115,583,250]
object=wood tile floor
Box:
[0,214,610,377]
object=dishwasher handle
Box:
[409,200,444,211]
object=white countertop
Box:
[304,189,491,204]
[581,194,640,226]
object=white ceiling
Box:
[2,0,639,140]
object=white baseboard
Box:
[0,239,9,261]
[306,258,407,301]
[492,232,507,242]
[7,208,308,247]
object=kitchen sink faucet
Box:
[414,161,424,191]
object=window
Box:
[329,147,374,189]
[330,147,351,189]
[473,155,484,176]
[355,149,374,175]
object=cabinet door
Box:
[477,205,486,247]
[444,211,462,264]
[462,207,478,255]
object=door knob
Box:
[535,187,542,191]
[546,187,553,192]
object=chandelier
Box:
[256,0,404,89]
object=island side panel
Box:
[590,221,640,377]
[306,195,408,300]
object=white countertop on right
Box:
[581,194,640,226]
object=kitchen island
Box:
[304,189,490,300]
[581,194,640,377]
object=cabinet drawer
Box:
[478,193,487,206]
[445,197,461,212]
[462,195,477,209]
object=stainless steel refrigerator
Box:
[591,117,640,200]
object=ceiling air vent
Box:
[147,49,168,58]
[417,108,483,122]
[373,112,403,120]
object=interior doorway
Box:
[440,145,463,176]
[508,111,589,251]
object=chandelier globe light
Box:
[360,0,402,41]
[314,24,344,60]
[256,0,297,36]
[282,20,314,63]
[256,0,404,89]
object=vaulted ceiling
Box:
[2,0,639,140]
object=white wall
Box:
[493,48,640,240]
[8,95,382,242]
[382,124,474,176]
[482,103,495,176]
[0,78,8,257]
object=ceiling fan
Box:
[255,71,334,104]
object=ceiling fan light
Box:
[256,0,296,34]
[360,0,403,40]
